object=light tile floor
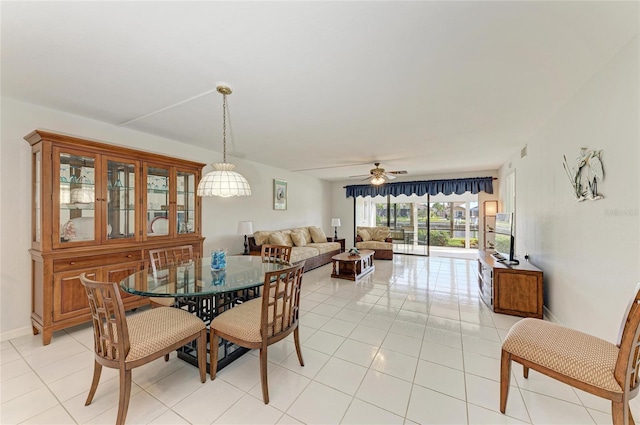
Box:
[1,255,629,424]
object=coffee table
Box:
[331,249,375,281]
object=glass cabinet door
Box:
[176,170,196,235]
[105,157,138,242]
[146,166,170,238]
[55,148,98,247]
[33,148,42,245]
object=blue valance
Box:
[345,177,494,198]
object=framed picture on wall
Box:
[273,179,287,210]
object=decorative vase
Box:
[210,250,227,271]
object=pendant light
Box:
[197,85,252,197]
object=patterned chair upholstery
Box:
[500,283,640,425]
[79,273,207,425]
[209,262,305,404]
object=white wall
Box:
[0,97,332,339]
[330,170,499,249]
[499,36,640,340]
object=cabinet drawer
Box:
[54,251,142,272]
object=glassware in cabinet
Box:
[145,165,171,237]
[104,157,138,242]
[54,148,98,247]
[177,170,196,235]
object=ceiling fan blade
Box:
[349,174,371,178]
[291,161,374,172]
[388,170,408,175]
[385,174,397,180]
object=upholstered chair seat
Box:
[503,318,621,393]
[79,273,207,425]
[210,262,305,404]
[500,283,640,425]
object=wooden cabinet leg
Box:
[42,329,52,345]
[32,326,40,335]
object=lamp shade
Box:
[237,221,254,235]
[197,163,252,197]
[484,200,498,216]
[331,218,341,227]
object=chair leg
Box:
[85,360,102,405]
[612,400,634,425]
[198,329,206,383]
[116,369,132,425]
[164,353,170,362]
[523,365,529,379]
[210,332,219,380]
[500,349,512,414]
[293,327,305,367]
[259,347,269,404]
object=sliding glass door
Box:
[355,193,479,258]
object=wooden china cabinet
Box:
[26,130,205,345]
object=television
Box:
[492,212,518,265]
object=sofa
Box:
[248,226,341,271]
[355,226,394,260]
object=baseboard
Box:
[0,326,33,342]
[543,305,562,324]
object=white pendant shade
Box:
[197,162,252,197]
[198,85,251,198]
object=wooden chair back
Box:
[260,244,292,264]
[149,245,196,273]
[80,274,129,367]
[615,282,640,397]
[261,262,304,346]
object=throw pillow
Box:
[309,226,328,243]
[372,227,390,242]
[290,231,307,247]
[281,231,294,247]
[269,232,288,246]
[253,231,272,246]
[357,228,372,241]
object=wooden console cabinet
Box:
[477,250,543,318]
[26,130,205,344]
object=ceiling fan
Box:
[350,162,407,185]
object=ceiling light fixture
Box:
[370,169,386,185]
[197,85,252,197]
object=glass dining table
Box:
[120,255,289,371]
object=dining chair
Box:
[209,262,305,404]
[261,244,292,264]
[500,282,640,425]
[148,245,197,307]
[79,273,207,425]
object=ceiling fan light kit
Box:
[350,162,407,185]
[197,85,252,198]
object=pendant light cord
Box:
[222,93,227,163]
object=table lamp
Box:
[237,221,254,255]
[331,218,341,239]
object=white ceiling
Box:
[2,1,638,181]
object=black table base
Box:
[173,286,260,373]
